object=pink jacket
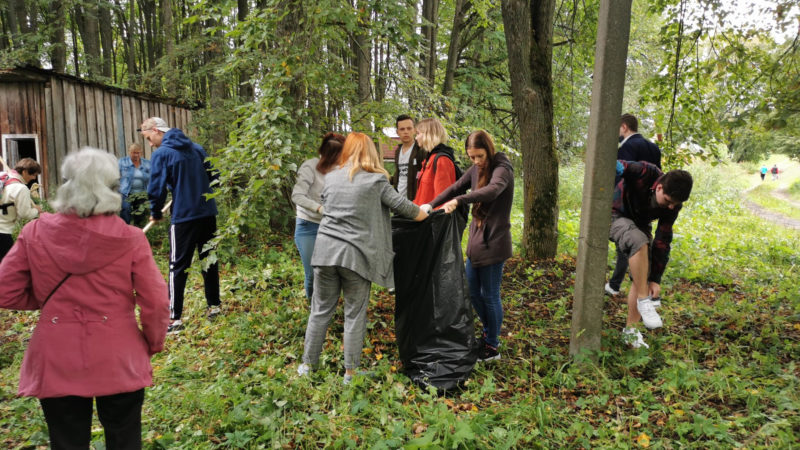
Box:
[0,213,169,399]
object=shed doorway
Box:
[1,134,44,197]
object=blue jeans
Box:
[294,218,320,299]
[465,258,505,348]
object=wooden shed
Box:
[0,66,197,197]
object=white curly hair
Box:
[52,147,123,217]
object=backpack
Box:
[0,172,21,215]
[431,152,469,228]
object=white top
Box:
[396,144,414,198]
[0,172,39,234]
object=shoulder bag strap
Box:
[41,273,72,310]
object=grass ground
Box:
[1,158,798,448]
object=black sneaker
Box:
[167,320,183,334]
[477,343,500,362]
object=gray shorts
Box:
[609,216,650,258]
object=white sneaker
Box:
[623,327,649,349]
[297,363,311,376]
[604,283,620,296]
[637,297,663,329]
[651,297,661,307]
[343,373,353,385]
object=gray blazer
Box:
[311,165,420,288]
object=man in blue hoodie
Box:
[142,117,220,333]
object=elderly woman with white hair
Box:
[0,148,169,448]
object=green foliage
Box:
[4,158,798,448]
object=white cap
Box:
[150,117,171,133]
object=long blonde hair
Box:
[339,132,390,181]
[415,118,448,151]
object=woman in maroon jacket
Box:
[0,148,169,449]
[425,130,514,362]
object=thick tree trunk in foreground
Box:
[569,0,633,358]
[501,0,558,260]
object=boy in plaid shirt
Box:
[611,160,693,349]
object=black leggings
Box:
[39,389,145,450]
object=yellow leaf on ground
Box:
[636,432,650,448]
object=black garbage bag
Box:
[392,211,477,391]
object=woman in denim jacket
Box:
[119,143,151,225]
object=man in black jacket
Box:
[390,115,427,200]
[606,114,662,297]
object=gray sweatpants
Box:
[302,265,371,370]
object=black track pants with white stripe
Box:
[169,215,220,320]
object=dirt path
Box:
[743,159,800,230]
[743,199,800,230]
[772,188,800,209]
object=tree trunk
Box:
[442,0,469,96]
[237,0,254,101]
[50,0,67,72]
[99,1,114,78]
[75,2,102,77]
[71,11,80,76]
[139,0,156,71]
[0,10,8,51]
[501,0,558,260]
[7,0,39,65]
[354,0,371,104]
[420,0,439,86]
[569,0,633,358]
[162,0,174,58]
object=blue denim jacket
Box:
[118,156,151,197]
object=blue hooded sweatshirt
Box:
[147,128,218,224]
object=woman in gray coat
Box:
[298,132,428,384]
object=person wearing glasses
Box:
[140,117,220,334]
[611,160,693,349]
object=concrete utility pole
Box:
[569,0,633,357]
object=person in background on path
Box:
[390,114,427,200]
[291,132,346,300]
[771,164,779,181]
[0,158,42,262]
[298,132,428,384]
[119,143,152,226]
[423,130,514,362]
[760,165,768,181]
[0,148,169,449]
[606,114,662,298]
[611,160,693,349]
[413,118,458,206]
[143,117,220,334]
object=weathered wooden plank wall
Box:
[1,75,195,197]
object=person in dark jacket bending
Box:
[606,113,662,297]
[423,130,514,362]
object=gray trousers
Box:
[302,265,371,370]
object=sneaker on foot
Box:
[207,306,221,319]
[477,343,501,362]
[622,327,649,349]
[651,297,661,308]
[167,320,183,334]
[637,297,663,329]
[343,373,353,385]
[604,282,620,296]
[297,363,311,377]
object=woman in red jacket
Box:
[0,148,169,449]
[413,118,458,206]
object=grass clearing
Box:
[1,159,798,448]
